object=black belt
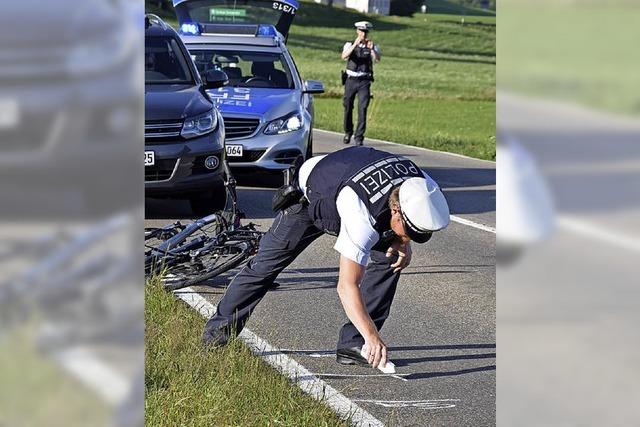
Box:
[348,73,373,81]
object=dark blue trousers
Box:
[203,202,401,349]
[343,77,372,143]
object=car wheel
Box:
[189,186,227,217]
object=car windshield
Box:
[145,36,194,84]
[189,49,294,89]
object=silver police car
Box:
[173,0,324,178]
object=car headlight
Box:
[181,110,218,139]
[264,112,304,135]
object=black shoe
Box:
[343,134,352,144]
[336,346,369,366]
[202,328,229,348]
[354,139,364,146]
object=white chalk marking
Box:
[276,350,334,358]
[175,288,384,427]
[353,399,460,410]
[450,215,496,234]
[557,216,640,253]
[277,350,407,381]
[52,346,130,406]
[315,129,496,165]
[315,372,410,379]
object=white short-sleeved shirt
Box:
[298,155,434,266]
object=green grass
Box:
[145,277,348,427]
[499,0,640,115]
[315,97,495,159]
[146,0,495,160]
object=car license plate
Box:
[145,151,155,166]
[226,145,243,157]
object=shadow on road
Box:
[393,352,496,367]
[144,187,276,220]
[404,365,496,380]
[424,167,495,189]
[443,189,495,215]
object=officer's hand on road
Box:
[386,241,412,273]
[364,334,388,368]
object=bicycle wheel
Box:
[162,241,255,292]
[144,215,226,276]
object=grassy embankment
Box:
[145,277,347,426]
[147,0,496,159]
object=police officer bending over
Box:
[342,21,380,146]
[203,147,449,369]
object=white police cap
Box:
[399,177,450,242]
[354,21,373,31]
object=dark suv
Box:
[145,15,228,215]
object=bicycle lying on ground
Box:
[145,163,264,291]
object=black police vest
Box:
[346,43,373,74]
[305,147,424,236]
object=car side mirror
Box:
[204,69,228,89]
[302,80,324,94]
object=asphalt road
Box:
[145,130,496,426]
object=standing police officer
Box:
[203,146,449,369]
[342,21,380,146]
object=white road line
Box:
[175,289,385,427]
[52,346,130,406]
[557,216,640,253]
[314,129,496,164]
[450,215,496,234]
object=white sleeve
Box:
[342,42,352,54]
[298,155,326,197]
[334,187,379,266]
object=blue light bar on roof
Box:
[180,22,201,35]
[257,24,277,37]
[285,0,299,8]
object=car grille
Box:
[226,149,266,163]
[223,117,260,140]
[145,159,177,182]
[145,120,183,142]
